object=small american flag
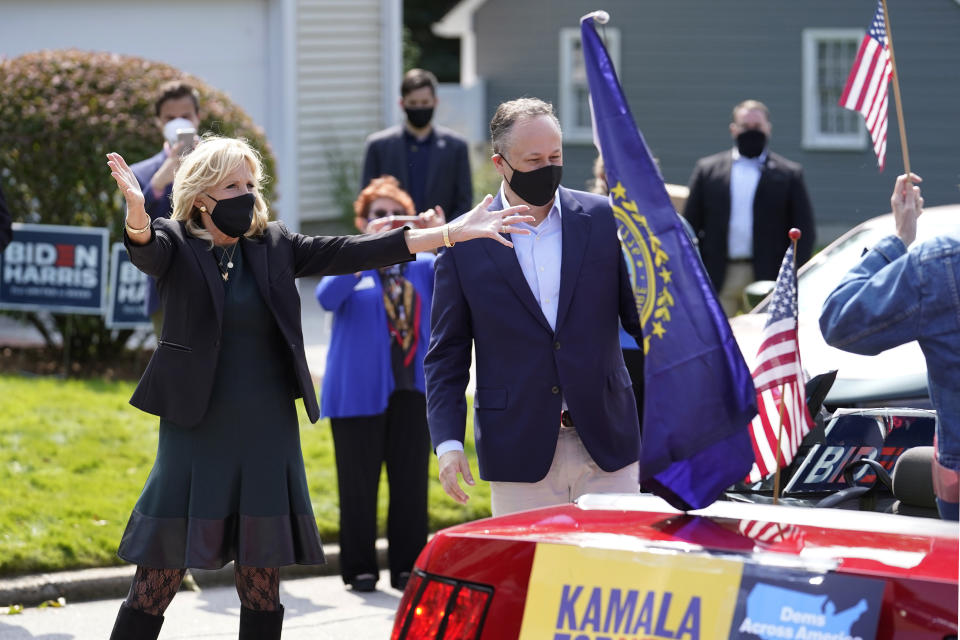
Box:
[839,0,892,171]
[737,519,803,546]
[746,244,814,483]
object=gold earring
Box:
[200,205,207,213]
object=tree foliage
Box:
[0,49,276,363]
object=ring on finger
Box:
[500,225,509,234]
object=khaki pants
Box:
[489,427,639,517]
[718,260,755,316]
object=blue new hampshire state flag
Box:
[581,12,758,510]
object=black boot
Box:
[239,604,284,640]
[109,603,164,640]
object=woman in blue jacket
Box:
[316,176,437,593]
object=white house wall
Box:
[0,0,270,137]
[0,0,402,227]
[296,0,393,222]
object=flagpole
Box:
[880,0,911,176]
[771,383,788,506]
[771,228,802,505]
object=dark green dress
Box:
[117,244,324,569]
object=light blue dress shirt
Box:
[728,148,766,260]
[435,184,563,458]
[506,188,563,330]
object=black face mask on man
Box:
[405,107,434,129]
[203,192,255,238]
[500,155,563,207]
[736,129,767,159]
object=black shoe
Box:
[350,573,377,592]
[239,604,284,640]
[109,603,164,640]
[392,571,411,591]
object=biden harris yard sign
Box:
[105,242,150,329]
[0,223,108,314]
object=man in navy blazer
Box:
[361,69,472,219]
[425,98,644,516]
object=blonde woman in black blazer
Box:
[104,137,531,640]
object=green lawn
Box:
[0,374,490,576]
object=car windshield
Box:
[795,225,890,317]
[757,208,960,318]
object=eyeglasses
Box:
[369,208,408,219]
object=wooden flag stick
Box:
[881,0,911,176]
[771,381,788,506]
[772,229,802,505]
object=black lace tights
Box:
[124,567,186,616]
[234,565,281,611]
[124,565,280,616]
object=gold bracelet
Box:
[125,218,151,235]
[442,224,455,248]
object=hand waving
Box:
[449,194,534,248]
[106,152,146,216]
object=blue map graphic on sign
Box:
[730,566,883,640]
[741,584,866,639]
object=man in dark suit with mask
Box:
[425,98,643,517]
[683,100,815,315]
[361,69,473,219]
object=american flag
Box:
[839,0,892,171]
[738,519,802,545]
[745,244,814,483]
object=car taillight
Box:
[391,569,493,640]
[439,583,491,639]
[391,572,425,640]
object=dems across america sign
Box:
[0,223,109,314]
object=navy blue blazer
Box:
[425,187,643,483]
[361,125,473,218]
[317,253,435,419]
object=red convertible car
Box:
[391,495,958,639]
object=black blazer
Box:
[124,219,413,427]
[0,183,12,252]
[682,150,815,290]
[361,125,473,218]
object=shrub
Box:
[0,49,277,363]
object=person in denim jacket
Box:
[820,173,960,521]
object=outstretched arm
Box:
[107,152,151,246]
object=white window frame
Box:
[559,27,620,144]
[802,28,868,151]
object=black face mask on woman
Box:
[500,155,563,207]
[203,192,255,238]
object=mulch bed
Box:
[0,346,150,381]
